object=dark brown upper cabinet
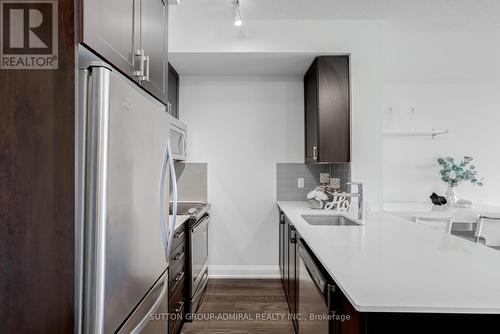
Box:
[304,56,351,164]
[81,0,169,104]
[168,63,180,119]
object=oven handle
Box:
[193,269,208,300]
[191,213,210,233]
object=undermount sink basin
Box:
[301,214,361,226]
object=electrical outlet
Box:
[297,178,304,189]
[320,173,330,184]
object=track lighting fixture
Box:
[234,0,242,26]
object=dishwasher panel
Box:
[298,240,332,334]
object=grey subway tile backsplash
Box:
[329,163,351,193]
[276,163,351,201]
[174,162,208,203]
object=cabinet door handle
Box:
[174,271,185,282]
[174,301,185,313]
[174,251,185,261]
[144,55,150,82]
[133,49,145,80]
[313,146,318,160]
[174,230,184,239]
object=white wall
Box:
[169,17,384,276]
[170,18,384,276]
[179,76,304,277]
[383,21,500,206]
[169,19,385,209]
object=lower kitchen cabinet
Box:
[288,223,298,332]
[279,211,299,332]
[168,223,188,334]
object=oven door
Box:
[191,214,210,295]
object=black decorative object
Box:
[430,192,447,206]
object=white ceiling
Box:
[172,0,500,23]
[169,52,322,76]
[168,1,500,76]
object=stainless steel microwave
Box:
[169,117,187,161]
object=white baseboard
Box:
[208,265,280,279]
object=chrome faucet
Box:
[336,182,364,222]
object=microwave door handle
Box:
[182,134,187,156]
[177,133,183,157]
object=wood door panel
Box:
[318,56,350,163]
[168,63,179,118]
[304,56,350,164]
[82,0,138,77]
[304,60,319,163]
[141,0,168,103]
[0,0,75,332]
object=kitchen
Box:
[2,0,500,334]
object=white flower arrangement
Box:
[307,185,350,211]
[307,189,329,202]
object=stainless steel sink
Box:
[301,214,361,226]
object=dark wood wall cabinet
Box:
[304,56,351,164]
[278,211,500,334]
[168,223,188,334]
[168,63,180,119]
[81,0,169,104]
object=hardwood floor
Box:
[181,279,294,334]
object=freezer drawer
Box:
[117,271,168,334]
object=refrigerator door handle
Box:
[159,138,177,260]
[159,140,169,259]
[166,138,178,258]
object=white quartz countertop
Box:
[384,201,500,222]
[384,201,500,213]
[277,201,500,314]
[170,215,190,231]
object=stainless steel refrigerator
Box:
[76,59,178,334]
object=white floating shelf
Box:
[383,129,449,138]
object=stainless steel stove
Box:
[173,202,210,224]
[170,201,211,316]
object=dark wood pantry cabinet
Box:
[304,56,351,164]
[168,63,180,119]
[81,0,169,104]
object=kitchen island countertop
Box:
[277,201,500,314]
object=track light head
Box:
[234,0,242,26]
